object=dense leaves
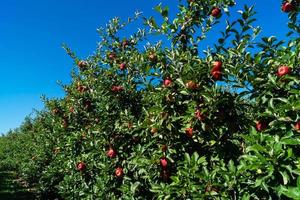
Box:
[0,0,299,199]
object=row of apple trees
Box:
[0,0,299,199]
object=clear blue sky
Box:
[0,0,291,133]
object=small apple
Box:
[294,121,300,131]
[119,63,126,70]
[277,66,291,77]
[77,83,87,93]
[62,118,68,129]
[77,60,88,71]
[149,53,157,62]
[151,127,158,134]
[122,40,130,48]
[211,70,222,80]
[282,2,294,12]
[163,78,172,87]
[161,144,168,152]
[211,7,221,18]
[195,110,205,121]
[111,86,124,92]
[212,61,223,71]
[77,161,86,171]
[108,52,116,60]
[115,167,124,177]
[69,106,75,113]
[106,148,117,158]
[160,157,168,169]
[256,121,267,131]
[52,108,60,115]
[185,81,198,90]
[185,127,193,137]
[128,123,133,129]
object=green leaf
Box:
[279,171,289,185]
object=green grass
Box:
[0,171,37,200]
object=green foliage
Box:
[0,0,299,199]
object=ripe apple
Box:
[211,71,222,80]
[151,127,158,134]
[149,53,157,62]
[211,7,221,18]
[282,2,294,12]
[62,119,68,129]
[256,121,267,131]
[77,161,86,171]
[211,61,223,80]
[127,123,133,129]
[185,127,193,137]
[122,40,130,48]
[69,106,75,113]
[161,144,168,152]
[115,167,124,177]
[185,81,198,90]
[195,110,205,121]
[163,78,172,87]
[52,108,60,115]
[212,61,223,71]
[77,60,88,71]
[294,121,300,131]
[277,66,291,77]
[77,83,87,93]
[119,63,126,70]
[106,148,117,158]
[160,157,168,169]
[111,86,124,92]
[108,52,116,60]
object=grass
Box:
[0,171,37,200]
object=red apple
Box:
[211,71,222,80]
[151,127,158,134]
[161,144,168,152]
[211,7,221,18]
[163,78,172,87]
[185,127,193,137]
[108,52,116,60]
[277,66,291,77]
[186,81,198,90]
[149,53,157,62]
[77,161,86,171]
[106,148,117,158]
[211,61,223,80]
[111,86,124,92]
[52,108,60,115]
[122,40,130,48]
[256,121,267,131]
[212,61,222,71]
[62,118,68,129]
[282,2,294,12]
[69,106,75,113]
[77,83,87,93]
[195,110,205,121]
[160,157,168,169]
[115,167,124,177]
[77,60,88,71]
[119,63,126,70]
[294,121,300,131]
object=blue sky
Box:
[0,0,292,133]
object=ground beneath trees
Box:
[0,171,37,200]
